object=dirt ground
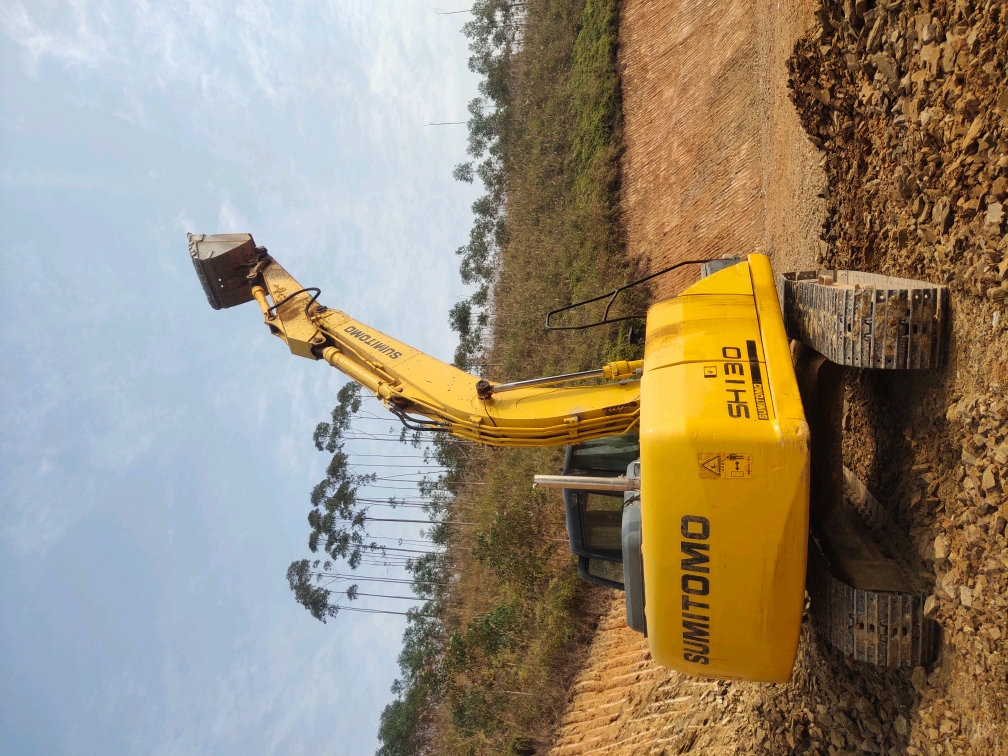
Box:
[617,0,824,296]
[546,0,1008,754]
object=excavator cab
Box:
[560,435,646,634]
[561,434,639,579]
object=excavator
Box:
[189,232,946,683]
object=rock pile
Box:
[784,0,1008,754]
[789,0,1008,291]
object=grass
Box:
[424,1,644,753]
[489,0,640,381]
[374,2,643,753]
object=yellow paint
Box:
[245,250,809,682]
[602,359,644,380]
[255,259,641,446]
[639,255,809,683]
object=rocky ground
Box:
[545,1,1008,754]
[787,0,1008,752]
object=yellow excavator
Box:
[189,232,946,683]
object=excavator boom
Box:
[189,233,642,447]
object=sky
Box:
[0,2,480,754]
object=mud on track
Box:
[546,0,1008,754]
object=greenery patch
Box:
[288,2,644,753]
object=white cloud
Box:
[1,0,117,77]
[114,96,157,131]
[1,2,480,754]
[218,195,248,233]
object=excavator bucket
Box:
[188,232,263,310]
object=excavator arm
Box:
[189,233,641,446]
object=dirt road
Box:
[618,0,823,295]
[547,0,1008,754]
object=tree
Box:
[286,382,378,620]
[448,0,523,371]
[380,5,530,749]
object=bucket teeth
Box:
[188,232,261,310]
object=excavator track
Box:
[778,269,947,370]
[781,270,947,668]
[805,469,938,667]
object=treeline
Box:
[281,1,633,753]
[374,432,469,756]
[448,1,524,372]
[378,3,525,750]
[376,0,633,754]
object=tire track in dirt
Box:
[548,600,732,755]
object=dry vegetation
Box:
[387,0,1008,754]
[431,0,645,749]
[377,2,643,754]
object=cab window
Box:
[587,558,624,587]
[581,493,623,560]
[577,557,625,590]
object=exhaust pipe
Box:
[533,474,640,492]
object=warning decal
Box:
[698,452,752,479]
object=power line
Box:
[356,559,414,568]
[342,437,438,444]
[367,546,438,555]
[355,484,467,492]
[336,606,412,616]
[345,454,434,460]
[365,517,473,525]
[359,499,448,506]
[317,573,448,586]
[359,500,438,509]
[359,480,483,487]
[367,533,439,543]
[315,510,463,525]
[347,464,449,469]
[366,474,448,482]
[357,485,435,492]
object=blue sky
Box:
[0,2,479,754]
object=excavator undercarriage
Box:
[785,270,946,667]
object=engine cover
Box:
[639,254,810,683]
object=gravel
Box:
[780,0,1008,752]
